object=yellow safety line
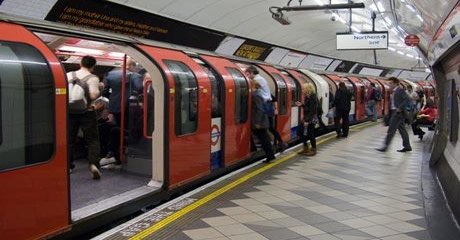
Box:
[129,121,376,239]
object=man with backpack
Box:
[67,55,102,180]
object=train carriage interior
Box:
[33,32,163,219]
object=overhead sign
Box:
[233,40,271,60]
[45,0,225,51]
[336,31,388,50]
[404,34,420,47]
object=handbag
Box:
[326,108,335,118]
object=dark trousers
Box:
[411,118,432,136]
[252,128,275,161]
[385,111,411,149]
[334,109,350,136]
[268,116,283,145]
[98,122,121,163]
[300,122,316,149]
[70,111,100,168]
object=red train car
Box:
[0,18,424,239]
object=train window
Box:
[272,74,287,115]
[164,60,198,136]
[0,41,55,171]
[199,65,222,118]
[226,67,248,124]
[283,73,300,106]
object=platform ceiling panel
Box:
[104,0,453,70]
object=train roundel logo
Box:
[210,124,221,146]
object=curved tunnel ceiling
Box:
[113,0,457,70]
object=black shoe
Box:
[278,143,288,152]
[375,147,387,152]
[336,134,342,138]
[397,148,412,152]
[342,135,348,138]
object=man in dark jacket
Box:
[251,81,275,163]
[377,77,412,152]
[333,82,352,138]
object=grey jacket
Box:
[251,89,269,129]
[393,87,411,111]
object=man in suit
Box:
[377,77,412,152]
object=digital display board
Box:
[45,0,225,51]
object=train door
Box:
[298,70,330,127]
[190,56,224,170]
[0,22,69,239]
[258,65,292,143]
[366,78,385,117]
[374,78,391,116]
[347,76,366,121]
[138,45,211,188]
[281,70,302,139]
[292,70,316,125]
[200,55,251,166]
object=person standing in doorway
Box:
[251,80,276,163]
[366,83,378,122]
[376,77,412,152]
[67,55,102,179]
[333,82,352,138]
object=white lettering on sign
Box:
[337,32,389,50]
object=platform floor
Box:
[96,123,460,240]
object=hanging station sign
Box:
[336,31,389,50]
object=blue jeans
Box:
[366,100,377,121]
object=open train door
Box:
[0,22,70,239]
[137,45,211,188]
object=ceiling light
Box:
[351,26,361,32]
[369,3,377,11]
[416,15,424,22]
[108,52,125,58]
[397,51,405,55]
[405,4,416,12]
[58,46,104,55]
[388,47,396,51]
[406,54,414,57]
[314,0,324,6]
[377,2,385,12]
[384,16,393,25]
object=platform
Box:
[95,123,460,240]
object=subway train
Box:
[0,16,436,239]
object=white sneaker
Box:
[89,164,101,180]
[100,157,116,166]
[101,163,122,170]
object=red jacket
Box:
[420,107,437,122]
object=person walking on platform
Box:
[296,83,319,156]
[376,77,412,152]
[67,55,102,179]
[333,82,352,138]
[251,80,276,163]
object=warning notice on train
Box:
[336,31,388,50]
[45,0,225,51]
